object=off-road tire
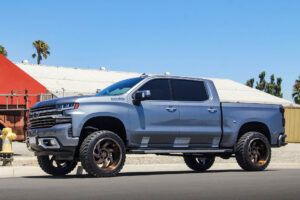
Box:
[80,130,126,177]
[183,154,215,171]
[37,155,78,176]
[235,132,271,171]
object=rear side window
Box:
[138,79,171,100]
[171,79,209,101]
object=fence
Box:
[285,107,300,143]
[0,90,55,140]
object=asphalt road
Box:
[0,169,299,200]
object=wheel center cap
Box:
[100,151,108,158]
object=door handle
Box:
[208,108,217,113]
[166,106,177,112]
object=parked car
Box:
[27,75,287,177]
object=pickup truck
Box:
[27,75,287,177]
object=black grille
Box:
[29,117,56,129]
[29,110,63,118]
[29,105,72,129]
[30,105,56,112]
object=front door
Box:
[129,78,180,148]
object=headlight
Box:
[56,103,79,110]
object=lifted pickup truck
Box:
[27,75,287,177]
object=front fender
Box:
[78,112,129,136]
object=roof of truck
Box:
[15,63,297,107]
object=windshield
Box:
[96,77,143,96]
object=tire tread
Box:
[37,155,77,176]
[79,130,126,177]
[183,155,215,171]
[235,131,271,171]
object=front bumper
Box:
[27,123,79,155]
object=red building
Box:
[0,55,47,140]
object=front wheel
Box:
[37,155,78,176]
[235,132,271,171]
[183,154,215,171]
[80,130,126,177]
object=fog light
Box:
[38,138,60,149]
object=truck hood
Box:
[31,95,127,109]
[31,96,89,108]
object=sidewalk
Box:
[0,142,299,178]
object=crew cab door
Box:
[129,78,180,148]
[170,79,222,148]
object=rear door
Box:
[130,78,180,148]
[170,79,222,148]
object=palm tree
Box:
[0,45,7,57]
[292,76,300,104]
[32,40,50,64]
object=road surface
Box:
[0,168,299,200]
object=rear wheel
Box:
[80,130,126,177]
[183,154,215,171]
[37,155,78,176]
[235,132,271,171]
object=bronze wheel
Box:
[183,154,215,171]
[248,138,270,166]
[37,155,78,176]
[80,130,126,177]
[92,138,123,171]
[236,132,271,171]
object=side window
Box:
[171,79,209,101]
[138,79,171,100]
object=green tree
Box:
[256,71,266,91]
[246,71,283,98]
[265,74,275,95]
[32,40,50,64]
[292,76,300,104]
[274,77,283,98]
[0,45,7,57]
[246,78,254,88]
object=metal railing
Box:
[0,89,55,111]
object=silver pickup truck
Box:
[27,75,287,177]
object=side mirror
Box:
[133,90,151,105]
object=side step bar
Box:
[129,149,233,154]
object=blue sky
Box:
[1,0,299,101]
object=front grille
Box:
[30,117,56,129]
[30,105,56,112]
[29,105,71,129]
[29,110,63,118]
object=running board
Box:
[129,149,233,154]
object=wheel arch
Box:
[237,121,271,142]
[79,116,127,147]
